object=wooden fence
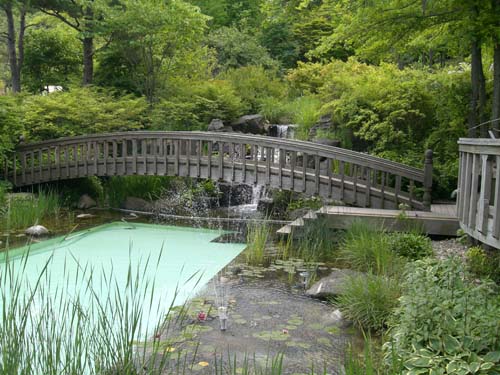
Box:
[458,138,500,249]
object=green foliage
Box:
[219,66,287,113]
[0,96,23,162]
[287,59,470,196]
[335,273,401,332]
[340,221,405,276]
[245,222,270,266]
[207,27,279,72]
[385,258,500,374]
[21,88,148,141]
[466,246,500,284]
[56,177,105,207]
[294,217,336,262]
[289,96,321,140]
[386,232,433,261]
[151,80,246,130]
[105,176,171,208]
[98,0,209,103]
[1,191,61,230]
[22,25,81,93]
[287,196,322,212]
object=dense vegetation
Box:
[1,0,499,197]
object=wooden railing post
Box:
[423,149,433,211]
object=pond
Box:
[0,221,246,372]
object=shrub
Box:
[340,221,405,276]
[105,176,171,207]
[151,80,247,130]
[386,232,433,260]
[0,96,24,162]
[385,258,500,374]
[21,87,148,141]
[466,246,500,284]
[219,66,287,113]
[335,273,401,332]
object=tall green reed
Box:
[2,190,61,230]
[0,244,195,375]
[245,222,270,266]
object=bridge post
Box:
[423,149,433,211]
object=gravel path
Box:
[432,238,469,261]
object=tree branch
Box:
[38,8,81,31]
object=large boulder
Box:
[121,197,153,212]
[208,119,233,132]
[306,268,365,298]
[230,114,268,134]
[77,194,97,209]
[308,114,333,139]
[25,225,49,237]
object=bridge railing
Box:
[458,138,500,249]
[3,131,432,210]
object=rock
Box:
[230,114,268,134]
[312,138,341,147]
[257,198,274,214]
[25,225,49,237]
[288,207,311,221]
[208,118,225,132]
[78,194,97,210]
[308,114,333,139]
[121,197,152,212]
[306,268,365,298]
[76,213,95,219]
[217,183,253,206]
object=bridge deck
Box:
[277,204,459,236]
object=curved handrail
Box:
[16,131,424,181]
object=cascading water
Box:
[227,184,267,216]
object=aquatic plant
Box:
[105,175,171,207]
[294,217,337,262]
[245,221,270,266]
[2,190,61,230]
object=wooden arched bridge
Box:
[2,131,433,211]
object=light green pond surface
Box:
[1,222,246,338]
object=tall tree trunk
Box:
[4,5,20,93]
[82,6,94,85]
[82,37,94,85]
[469,39,487,137]
[493,39,500,135]
[492,0,500,135]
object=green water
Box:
[1,222,246,337]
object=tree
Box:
[316,0,499,137]
[102,0,209,104]
[37,0,111,85]
[22,24,81,92]
[0,0,30,92]
[207,27,279,72]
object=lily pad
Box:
[308,323,324,330]
[325,325,340,335]
[253,330,290,341]
[286,341,311,349]
[316,337,332,346]
[234,318,247,325]
[287,317,304,326]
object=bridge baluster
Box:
[197,140,202,178]
[314,155,320,195]
[266,147,271,185]
[302,153,307,192]
[494,155,500,239]
[364,167,372,207]
[395,175,401,206]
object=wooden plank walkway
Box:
[277,204,459,236]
